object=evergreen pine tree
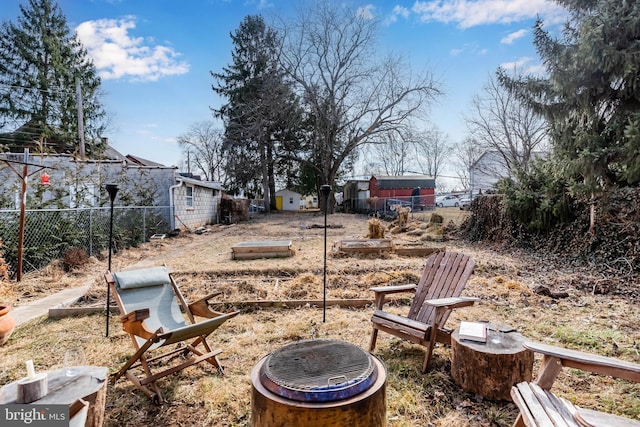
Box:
[0,0,106,156]
[499,0,640,191]
[212,15,303,209]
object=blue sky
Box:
[0,0,567,173]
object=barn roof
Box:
[372,175,435,189]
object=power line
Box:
[0,82,79,97]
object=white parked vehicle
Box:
[459,196,473,210]
[435,195,460,208]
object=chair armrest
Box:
[121,308,150,323]
[120,308,156,339]
[425,296,479,309]
[370,284,417,310]
[370,284,417,294]
[524,341,640,384]
[189,291,225,318]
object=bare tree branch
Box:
[177,121,226,183]
[278,1,440,208]
[465,72,548,177]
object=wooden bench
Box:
[511,341,640,427]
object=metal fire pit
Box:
[259,339,378,402]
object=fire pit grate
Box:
[259,339,377,402]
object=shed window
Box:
[186,186,194,208]
[289,197,294,204]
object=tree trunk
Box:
[451,329,533,401]
[588,193,596,234]
[261,146,270,212]
[267,144,276,211]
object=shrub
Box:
[0,239,9,283]
[430,213,444,224]
[62,248,89,272]
[0,240,10,298]
[497,158,575,233]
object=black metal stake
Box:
[105,184,119,337]
[320,185,331,323]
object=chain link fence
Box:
[344,195,436,215]
[0,206,173,277]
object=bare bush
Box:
[62,248,89,272]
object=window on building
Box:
[186,186,194,208]
[289,197,293,204]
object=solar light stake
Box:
[320,185,331,323]
[105,184,119,337]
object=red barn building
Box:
[369,175,436,211]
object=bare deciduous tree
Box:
[279,1,440,210]
[453,136,484,190]
[367,131,416,176]
[177,121,226,182]
[413,127,452,180]
[465,72,548,178]
[364,125,451,181]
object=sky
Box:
[0,0,568,184]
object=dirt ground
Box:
[1,209,639,426]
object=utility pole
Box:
[76,79,85,160]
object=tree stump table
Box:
[0,366,108,427]
[450,327,533,401]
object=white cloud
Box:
[256,0,273,10]
[523,64,545,75]
[384,5,410,25]
[394,5,410,19]
[356,4,376,20]
[76,18,190,82]
[499,56,532,70]
[411,0,567,29]
[501,29,527,44]
[449,42,488,56]
[499,56,544,75]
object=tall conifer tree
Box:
[0,0,106,155]
[212,15,302,209]
[499,0,640,191]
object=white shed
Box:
[275,189,302,211]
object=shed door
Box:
[276,196,283,210]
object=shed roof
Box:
[275,188,302,196]
[177,175,222,190]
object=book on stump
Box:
[459,321,487,343]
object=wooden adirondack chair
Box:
[512,341,640,427]
[369,251,477,372]
[105,267,240,403]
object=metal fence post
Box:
[89,208,93,257]
[143,207,147,242]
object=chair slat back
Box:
[107,268,188,335]
[118,284,187,333]
[407,252,475,325]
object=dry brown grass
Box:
[1,210,639,426]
